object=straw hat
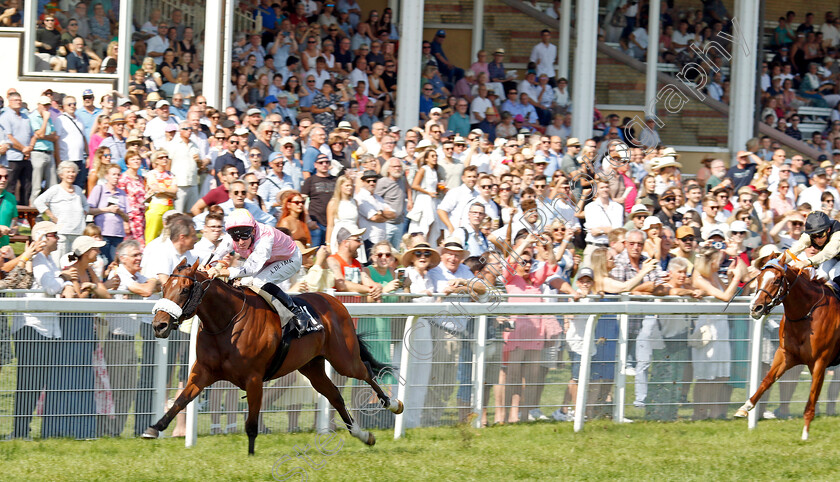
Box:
[401,241,440,268]
[649,156,682,171]
[438,237,469,259]
[660,146,680,159]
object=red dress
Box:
[118,171,146,246]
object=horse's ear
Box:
[779,250,789,265]
[190,258,200,272]
[176,258,187,267]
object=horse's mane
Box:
[790,265,837,294]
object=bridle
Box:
[152,266,248,336]
[754,260,824,322]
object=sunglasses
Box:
[520,259,533,265]
[315,160,331,165]
[813,230,828,239]
[249,154,262,158]
[731,231,747,236]
[414,250,432,258]
[661,197,676,202]
[791,221,804,226]
[231,190,247,195]
[288,200,304,205]
[375,253,392,258]
[679,236,695,242]
[103,154,112,157]
[248,181,259,186]
[228,227,253,240]
[499,187,511,191]
[479,184,492,189]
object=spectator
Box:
[87,164,129,263]
[101,240,159,437]
[690,244,747,420]
[146,22,170,65]
[66,36,92,73]
[530,29,557,79]
[192,212,226,264]
[277,190,312,245]
[430,29,464,85]
[34,161,91,259]
[143,150,177,243]
[166,121,202,213]
[355,169,395,254]
[118,149,147,245]
[502,232,559,422]
[29,96,59,205]
[301,152,337,247]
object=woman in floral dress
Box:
[117,148,147,246]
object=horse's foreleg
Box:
[803,359,829,441]
[299,358,375,446]
[244,377,264,455]
[735,348,795,418]
[143,367,212,439]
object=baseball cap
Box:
[729,220,749,233]
[389,125,401,133]
[246,108,262,116]
[514,114,525,122]
[164,123,178,132]
[71,235,106,256]
[279,136,296,146]
[82,88,94,97]
[118,97,132,106]
[155,100,170,109]
[31,221,58,241]
[336,227,366,244]
[436,29,446,37]
[813,167,828,177]
[534,157,548,164]
[643,216,663,230]
[704,228,727,240]
[676,226,694,239]
[233,127,250,136]
[38,96,51,105]
[430,107,442,115]
[268,152,283,162]
[263,95,278,104]
[577,267,594,280]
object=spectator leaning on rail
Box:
[101,239,159,437]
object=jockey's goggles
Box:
[813,230,829,239]
[228,226,254,241]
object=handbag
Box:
[609,9,627,28]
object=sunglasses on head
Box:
[227,226,253,240]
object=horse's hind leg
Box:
[803,359,829,441]
[299,358,376,446]
[360,364,404,415]
[244,377,264,455]
[143,365,213,438]
[735,348,797,418]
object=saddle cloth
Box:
[246,286,323,334]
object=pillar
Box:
[472,0,485,64]
[396,0,425,133]
[117,0,133,95]
[222,0,235,109]
[557,0,571,79]
[728,0,759,156]
[571,0,598,141]
[644,0,661,118]
[202,0,225,108]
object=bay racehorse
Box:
[143,259,403,454]
[735,251,840,440]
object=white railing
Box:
[0,296,792,445]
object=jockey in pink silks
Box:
[204,209,319,336]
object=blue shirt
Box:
[258,170,295,216]
[0,109,32,161]
[302,146,322,175]
[448,112,470,136]
[419,95,434,116]
[76,107,101,137]
[30,113,55,153]
[254,4,277,30]
[283,158,303,191]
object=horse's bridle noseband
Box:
[152,273,214,328]
[755,261,824,322]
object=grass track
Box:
[3,417,840,481]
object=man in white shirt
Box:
[583,178,624,259]
[165,121,203,213]
[349,56,369,96]
[437,166,480,235]
[530,29,557,78]
[672,20,694,53]
[146,22,170,65]
[453,202,491,256]
[192,212,226,264]
[798,167,840,209]
[362,122,386,156]
[102,239,159,438]
[144,100,179,148]
[355,170,396,251]
[306,56,332,89]
[54,95,88,182]
[470,85,493,127]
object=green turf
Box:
[2,416,840,481]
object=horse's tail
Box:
[356,332,390,375]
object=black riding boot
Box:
[260,282,313,336]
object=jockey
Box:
[204,209,318,336]
[790,211,840,281]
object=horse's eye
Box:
[180,287,190,295]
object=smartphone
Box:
[396,268,406,287]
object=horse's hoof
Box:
[734,409,748,418]
[365,432,375,446]
[391,400,404,415]
[141,427,159,439]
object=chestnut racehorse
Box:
[143,259,403,454]
[735,252,840,440]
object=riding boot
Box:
[260,282,316,336]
